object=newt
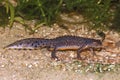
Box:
[4,35,103,60]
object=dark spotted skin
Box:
[4,35,102,60]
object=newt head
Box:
[85,40,102,49]
[92,41,102,48]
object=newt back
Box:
[54,36,102,50]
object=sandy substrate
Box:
[0,18,120,80]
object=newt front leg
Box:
[89,48,96,56]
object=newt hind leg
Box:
[77,47,83,60]
[51,48,59,60]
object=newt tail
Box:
[4,35,103,60]
[4,38,51,49]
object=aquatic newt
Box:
[4,35,103,60]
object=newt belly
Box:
[48,45,79,51]
[4,35,103,60]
